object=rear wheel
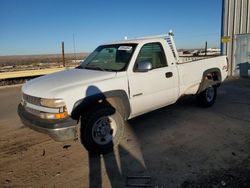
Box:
[196,85,217,107]
[80,105,124,154]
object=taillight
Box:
[226,57,229,71]
[223,57,229,72]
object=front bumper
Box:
[17,104,77,141]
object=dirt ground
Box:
[0,77,250,188]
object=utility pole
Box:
[61,41,65,67]
[205,41,207,56]
[73,33,76,63]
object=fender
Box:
[71,89,131,121]
[197,68,222,94]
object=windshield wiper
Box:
[84,66,105,71]
[83,66,116,72]
[102,68,116,72]
[75,65,83,69]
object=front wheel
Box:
[196,85,217,107]
[80,105,124,154]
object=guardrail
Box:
[0,68,67,80]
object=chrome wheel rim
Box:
[92,116,117,145]
[205,86,215,102]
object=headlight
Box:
[40,98,68,119]
[22,95,68,119]
[40,98,65,108]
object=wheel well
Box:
[206,71,221,82]
[104,97,126,119]
[71,90,130,121]
[197,68,222,94]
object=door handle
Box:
[165,72,173,78]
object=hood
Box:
[22,68,116,98]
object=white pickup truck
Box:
[18,33,228,153]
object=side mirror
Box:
[136,61,152,72]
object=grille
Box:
[25,106,40,116]
[23,93,41,106]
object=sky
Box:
[0,0,222,56]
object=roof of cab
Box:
[103,37,167,45]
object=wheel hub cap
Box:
[206,86,214,102]
[92,116,117,145]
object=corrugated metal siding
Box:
[222,0,250,76]
[234,34,250,76]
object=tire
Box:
[80,105,124,154]
[196,85,217,107]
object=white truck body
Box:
[18,34,228,153]
[22,37,228,118]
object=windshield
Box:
[80,43,137,71]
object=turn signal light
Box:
[40,111,68,120]
[55,111,68,119]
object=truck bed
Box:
[177,55,228,96]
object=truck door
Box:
[128,42,178,117]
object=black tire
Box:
[196,85,217,107]
[80,105,124,154]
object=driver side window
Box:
[135,43,167,70]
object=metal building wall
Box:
[221,0,250,76]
